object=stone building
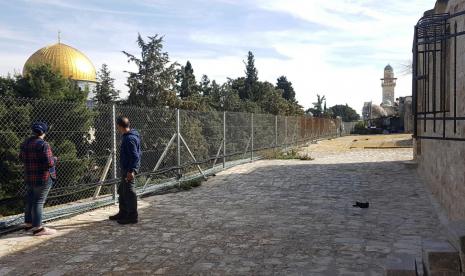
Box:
[381,64,397,107]
[364,65,400,118]
[362,101,373,121]
[399,96,413,133]
[360,63,414,132]
[413,0,465,219]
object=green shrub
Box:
[263,148,314,161]
[180,178,203,190]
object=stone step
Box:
[422,240,461,275]
[384,253,417,276]
[444,220,465,272]
[420,209,465,274]
[402,160,418,169]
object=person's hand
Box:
[126,171,135,182]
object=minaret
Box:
[381,64,397,106]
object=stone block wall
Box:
[415,0,465,219]
[417,140,465,219]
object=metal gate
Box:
[413,10,465,141]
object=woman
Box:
[19,122,57,236]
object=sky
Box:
[0,0,436,113]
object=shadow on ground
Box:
[0,158,444,275]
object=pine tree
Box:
[179,61,198,99]
[17,63,85,101]
[257,81,289,115]
[210,80,220,98]
[206,80,221,109]
[199,75,211,96]
[123,34,178,107]
[276,76,296,102]
[328,104,360,122]
[0,75,17,97]
[93,64,119,104]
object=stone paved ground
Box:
[0,135,445,275]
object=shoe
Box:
[22,223,33,231]
[117,218,138,225]
[33,227,57,236]
[109,213,125,221]
[353,201,369,209]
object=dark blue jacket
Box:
[120,129,141,175]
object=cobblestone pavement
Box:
[0,136,445,275]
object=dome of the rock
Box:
[23,43,96,82]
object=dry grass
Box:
[262,134,413,161]
[262,148,314,161]
[297,134,413,158]
[349,134,413,149]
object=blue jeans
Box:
[24,177,53,228]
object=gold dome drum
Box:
[23,43,96,82]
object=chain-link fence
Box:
[342,122,359,135]
[0,96,342,230]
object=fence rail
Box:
[0,96,342,230]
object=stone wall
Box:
[415,0,465,220]
[399,96,413,133]
[404,106,413,133]
[417,140,465,219]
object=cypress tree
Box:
[94,64,119,104]
[241,51,258,100]
[179,61,198,99]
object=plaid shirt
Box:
[19,137,56,186]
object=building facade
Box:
[399,96,413,133]
[413,0,465,219]
[363,65,401,121]
[362,101,373,121]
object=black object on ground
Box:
[353,201,369,208]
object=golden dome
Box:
[23,43,96,82]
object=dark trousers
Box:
[118,176,138,219]
[24,177,53,228]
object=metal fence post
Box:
[223,111,226,168]
[284,117,288,148]
[176,109,181,177]
[303,117,307,143]
[275,115,278,148]
[251,113,254,162]
[111,104,117,204]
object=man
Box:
[109,117,141,224]
[20,122,57,236]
